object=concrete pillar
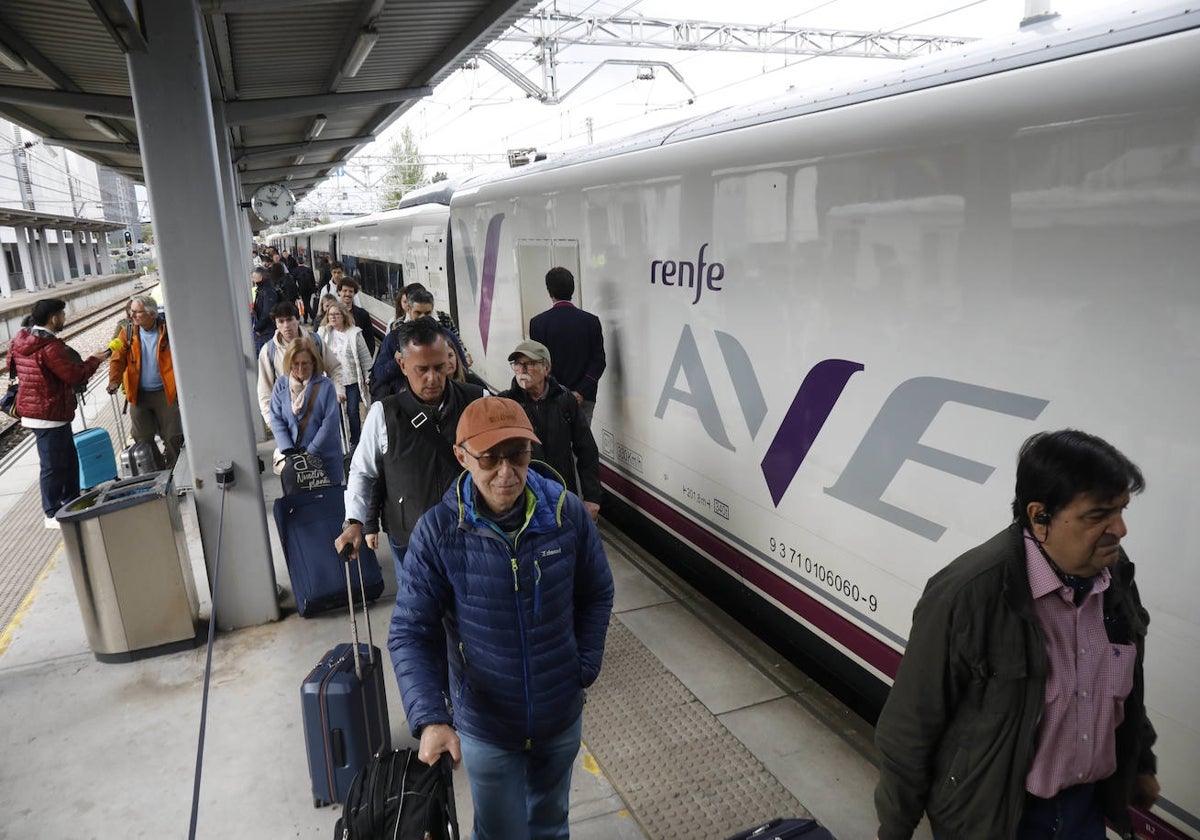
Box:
[0,244,12,298]
[83,231,97,276]
[14,228,35,291]
[34,228,55,287]
[73,230,89,276]
[99,238,114,275]
[57,229,73,283]
[127,0,278,628]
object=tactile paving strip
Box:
[0,483,61,636]
[583,617,808,839]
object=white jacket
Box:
[318,324,372,399]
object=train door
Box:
[515,239,580,337]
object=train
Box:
[270,3,1200,836]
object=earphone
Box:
[1033,512,1051,525]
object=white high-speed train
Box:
[272,4,1200,835]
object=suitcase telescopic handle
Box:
[109,392,127,445]
[338,544,376,678]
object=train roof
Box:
[457,0,1198,186]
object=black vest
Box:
[378,380,484,545]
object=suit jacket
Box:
[529,301,606,402]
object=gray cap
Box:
[508,339,551,364]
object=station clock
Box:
[250,182,296,224]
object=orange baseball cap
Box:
[456,396,541,453]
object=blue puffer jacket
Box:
[389,466,614,750]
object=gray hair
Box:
[130,294,158,316]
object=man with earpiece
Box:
[874,430,1159,840]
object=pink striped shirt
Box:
[1024,534,1136,797]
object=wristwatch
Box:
[342,518,363,530]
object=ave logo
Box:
[654,324,1048,541]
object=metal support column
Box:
[14,228,35,291]
[56,229,73,282]
[127,0,278,628]
[213,107,264,439]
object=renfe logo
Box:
[651,243,725,305]
[655,325,1049,541]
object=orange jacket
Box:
[108,318,177,405]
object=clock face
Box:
[251,183,296,224]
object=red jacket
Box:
[9,328,102,422]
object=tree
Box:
[140,222,154,244]
[379,125,425,210]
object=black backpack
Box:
[334,750,459,840]
[279,273,301,304]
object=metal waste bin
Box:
[57,471,201,663]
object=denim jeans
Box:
[387,536,406,588]
[344,384,362,446]
[932,783,1104,840]
[457,713,582,840]
[34,425,79,517]
[1015,784,1104,840]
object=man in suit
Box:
[528,266,606,426]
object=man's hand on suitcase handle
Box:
[418,723,462,769]
[335,524,362,560]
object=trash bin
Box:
[57,471,201,663]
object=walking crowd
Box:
[6,248,1158,840]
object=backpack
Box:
[269,331,324,374]
[279,274,301,304]
[334,750,458,840]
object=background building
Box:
[0,117,127,296]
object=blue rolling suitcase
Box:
[300,551,391,807]
[273,488,384,617]
[75,399,117,490]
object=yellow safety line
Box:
[0,546,62,661]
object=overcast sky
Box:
[298,0,1138,211]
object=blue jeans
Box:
[387,536,406,588]
[457,714,582,840]
[344,384,362,446]
[1016,784,1104,840]
[933,784,1103,840]
[34,425,80,517]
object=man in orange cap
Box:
[389,396,614,840]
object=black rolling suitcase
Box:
[334,750,460,840]
[726,818,836,839]
[301,548,391,807]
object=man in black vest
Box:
[335,317,485,581]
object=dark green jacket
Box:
[874,524,1156,840]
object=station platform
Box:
[0,377,917,839]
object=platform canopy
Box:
[0,0,538,208]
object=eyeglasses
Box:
[510,359,544,370]
[460,445,533,470]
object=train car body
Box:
[268,189,456,336]
[442,5,1200,836]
